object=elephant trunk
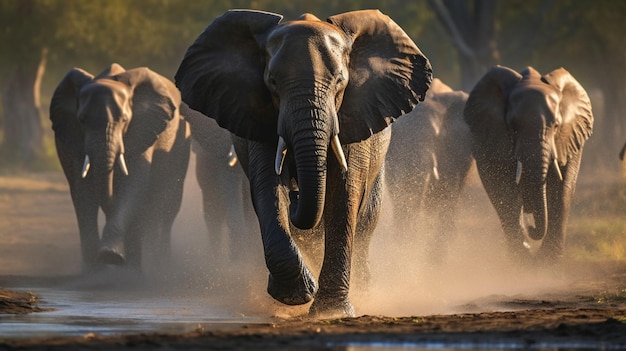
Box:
[520,150,549,241]
[86,132,127,210]
[286,110,330,230]
[523,181,548,240]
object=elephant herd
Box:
[49,9,599,318]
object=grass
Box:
[568,219,626,261]
[567,180,626,262]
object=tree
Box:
[0,0,55,169]
[426,0,499,91]
[0,0,231,170]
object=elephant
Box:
[180,103,258,264]
[463,65,594,264]
[175,9,432,317]
[50,63,191,271]
[384,78,471,265]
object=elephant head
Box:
[51,64,178,205]
[50,63,182,265]
[175,9,432,230]
[464,66,593,243]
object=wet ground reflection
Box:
[333,342,616,350]
[0,284,267,339]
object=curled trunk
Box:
[86,133,123,209]
[285,105,330,230]
[523,182,547,240]
[289,132,328,230]
[520,157,548,241]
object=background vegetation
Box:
[0,0,624,174]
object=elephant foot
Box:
[308,296,355,319]
[98,232,127,265]
[97,246,126,266]
[97,248,126,265]
[267,264,317,306]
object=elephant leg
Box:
[351,169,385,292]
[310,140,377,318]
[310,190,356,317]
[155,166,187,262]
[69,181,101,272]
[537,152,582,264]
[98,220,127,265]
[125,218,144,269]
[196,150,229,262]
[243,139,317,306]
[223,172,248,261]
[98,169,150,266]
[157,141,189,261]
[146,190,179,267]
[476,158,529,262]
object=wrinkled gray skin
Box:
[464,66,594,264]
[50,64,191,271]
[182,104,258,263]
[175,9,432,317]
[385,79,471,265]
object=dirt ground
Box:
[0,163,625,350]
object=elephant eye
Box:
[266,76,279,93]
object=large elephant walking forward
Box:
[50,64,191,271]
[464,66,593,264]
[176,10,432,317]
[385,79,471,265]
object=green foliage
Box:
[568,181,626,262]
[1,0,625,170]
[568,218,626,262]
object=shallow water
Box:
[0,281,619,351]
[0,284,268,339]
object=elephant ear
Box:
[542,67,594,165]
[427,78,453,99]
[116,67,179,154]
[464,66,522,143]
[95,63,126,79]
[175,10,282,143]
[328,9,433,144]
[50,68,94,150]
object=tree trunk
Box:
[427,0,500,91]
[1,47,47,169]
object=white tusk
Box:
[331,135,348,173]
[275,136,287,175]
[431,152,439,180]
[118,153,129,176]
[515,160,523,185]
[553,159,563,181]
[227,144,238,168]
[81,155,91,179]
[552,147,563,181]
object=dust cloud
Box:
[1,145,620,321]
[161,156,587,319]
[355,168,575,317]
